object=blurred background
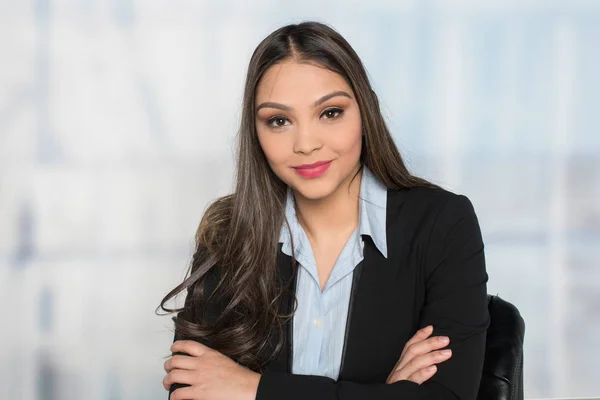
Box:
[0,1,599,399]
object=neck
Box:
[293,165,362,242]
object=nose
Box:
[293,122,323,155]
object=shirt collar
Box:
[357,166,388,258]
[278,165,388,259]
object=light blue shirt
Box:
[278,166,388,381]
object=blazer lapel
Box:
[338,259,363,376]
[262,246,296,374]
[286,257,298,373]
[337,237,384,380]
[338,236,416,383]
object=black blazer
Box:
[170,186,490,400]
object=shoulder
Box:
[388,184,477,214]
[385,185,481,239]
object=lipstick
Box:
[292,160,332,179]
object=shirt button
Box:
[313,318,323,328]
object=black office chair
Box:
[477,295,526,400]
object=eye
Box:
[266,115,291,130]
[320,107,344,120]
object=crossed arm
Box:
[166,194,490,400]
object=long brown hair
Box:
[158,21,438,372]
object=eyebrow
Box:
[255,90,352,113]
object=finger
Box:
[391,348,451,382]
[399,349,452,380]
[400,326,434,359]
[389,328,434,382]
[407,365,437,385]
[387,364,437,385]
[404,326,434,350]
[164,355,198,373]
[402,333,448,361]
[170,386,195,400]
[170,340,211,357]
[163,369,196,389]
[397,335,450,371]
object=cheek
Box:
[328,122,363,160]
[257,132,293,171]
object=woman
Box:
[159,21,489,400]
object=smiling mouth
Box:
[292,160,332,179]
[293,160,332,169]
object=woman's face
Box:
[255,60,363,202]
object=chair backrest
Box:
[477,295,526,400]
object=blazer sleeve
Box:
[256,194,490,400]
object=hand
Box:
[163,340,261,400]
[386,325,452,385]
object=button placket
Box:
[304,279,323,372]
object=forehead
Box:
[255,60,352,104]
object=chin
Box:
[289,178,339,201]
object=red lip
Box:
[293,160,332,169]
[292,160,332,179]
